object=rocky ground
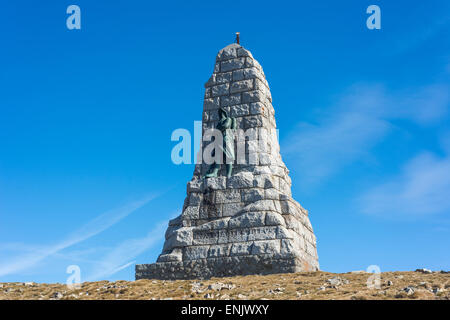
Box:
[1,269,449,300]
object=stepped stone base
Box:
[135,254,317,280]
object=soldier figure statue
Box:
[204,107,236,178]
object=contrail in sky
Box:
[0,194,158,278]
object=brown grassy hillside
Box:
[1,271,449,300]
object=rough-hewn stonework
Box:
[136,43,319,280]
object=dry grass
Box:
[1,271,449,300]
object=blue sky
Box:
[0,0,449,283]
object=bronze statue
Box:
[204,107,236,178]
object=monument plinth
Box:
[136,43,319,280]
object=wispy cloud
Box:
[282,81,449,186]
[359,151,450,218]
[0,194,157,278]
[84,220,168,281]
[388,14,450,56]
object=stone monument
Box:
[136,41,319,280]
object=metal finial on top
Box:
[235,32,240,45]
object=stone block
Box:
[280,200,300,215]
[243,115,265,128]
[265,188,280,200]
[203,97,220,110]
[216,72,232,84]
[204,88,211,99]
[230,242,253,256]
[280,239,297,256]
[242,90,264,103]
[221,58,245,72]
[164,227,193,250]
[232,69,245,81]
[230,79,254,93]
[265,212,285,226]
[196,217,229,230]
[276,226,295,239]
[164,224,179,240]
[192,230,219,245]
[204,75,215,87]
[157,248,182,262]
[253,174,276,189]
[250,102,267,115]
[241,188,264,202]
[227,171,253,188]
[251,240,280,255]
[237,47,253,58]
[214,62,220,73]
[184,246,210,260]
[208,244,231,258]
[217,44,239,61]
[259,153,273,165]
[205,176,226,190]
[168,215,182,227]
[215,189,241,203]
[230,104,250,117]
[199,204,221,219]
[189,193,202,206]
[222,202,244,217]
[243,199,276,212]
[212,83,229,97]
[243,67,262,80]
[228,212,266,229]
[220,93,241,107]
[246,226,278,241]
[182,206,200,219]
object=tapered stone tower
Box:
[136,43,319,280]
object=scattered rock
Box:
[432,286,441,294]
[403,286,415,295]
[386,280,393,286]
[325,276,349,288]
[51,292,63,300]
[237,294,247,299]
[268,287,284,295]
[190,282,205,293]
[418,282,428,288]
[207,282,235,291]
[415,268,432,274]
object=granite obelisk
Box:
[136,42,319,280]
